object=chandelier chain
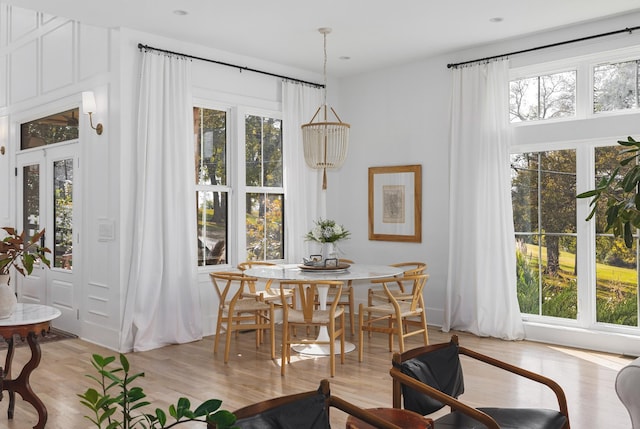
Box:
[323,31,328,107]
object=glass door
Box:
[16,143,80,334]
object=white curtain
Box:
[282,81,325,263]
[120,51,202,352]
[444,60,525,340]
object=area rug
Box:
[0,327,77,349]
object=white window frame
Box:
[193,98,285,269]
[509,46,640,352]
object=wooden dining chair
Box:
[359,274,429,362]
[210,271,276,364]
[279,279,345,377]
[315,259,356,335]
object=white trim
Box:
[524,322,640,357]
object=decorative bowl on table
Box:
[300,256,350,271]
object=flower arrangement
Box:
[305,218,351,243]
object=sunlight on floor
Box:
[548,345,634,371]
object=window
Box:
[193,107,285,267]
[194,107,228,267]
[593,59,640,113]
[245,115,284,261]
[511,150,577,319]
[21,108,80,149]
[509,71,576,122]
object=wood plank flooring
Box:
[1,327,634,428]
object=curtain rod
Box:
[137,43,324,89]
[447,25,640,69]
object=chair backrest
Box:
[392,337,465,415]
[237,261,275,293]
[237,261,275,270]
[234,387,330,429]
[210,271,255,309]
[280,280,343,322]
[392,262,427,276]
[390,274,428,308]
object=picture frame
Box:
[368,164,422,242]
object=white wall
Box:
[330,58,451,326]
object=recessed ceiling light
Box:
[173,10,188,16]
[489,17,503,23]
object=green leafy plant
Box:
[78,353,237,429]
[0,227,51,276]
[577,136,640,248]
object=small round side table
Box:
[0,303,61,429]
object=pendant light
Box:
[302,27,350,190]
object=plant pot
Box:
[0,274,17,319]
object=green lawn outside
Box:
[523,243,637,291]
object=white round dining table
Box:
[243,263,404,355]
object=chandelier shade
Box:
[302,28,350,189]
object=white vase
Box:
[321,242,338,262]
[0,274,17,319]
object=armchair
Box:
[390,335,570,429]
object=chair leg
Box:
[340,311,345,365]
[348,288,355,336]
[358,304,365,363]
[269,307,276,359]
[367,291,373,338]
[281,320,289,376]
[224,320,233,364]
[397,318,405,353]
[213,313,224,354]
[329,319,336,377]
[420,311,429,346]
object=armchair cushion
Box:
[398,341,464,415]
[235,392,329,429]
[434,408,569,429]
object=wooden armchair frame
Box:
[390,335,570,429]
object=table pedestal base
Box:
[1,321,51,429]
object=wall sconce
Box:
[82,91,103,135]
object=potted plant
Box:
[0,227,51,318]
[79,353,238,429]
[0,226,51,280]
[577,136,640,248]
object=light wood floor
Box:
[1,326,634,428]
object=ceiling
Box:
[4,0,640,77]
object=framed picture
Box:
[368,164,422,242]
